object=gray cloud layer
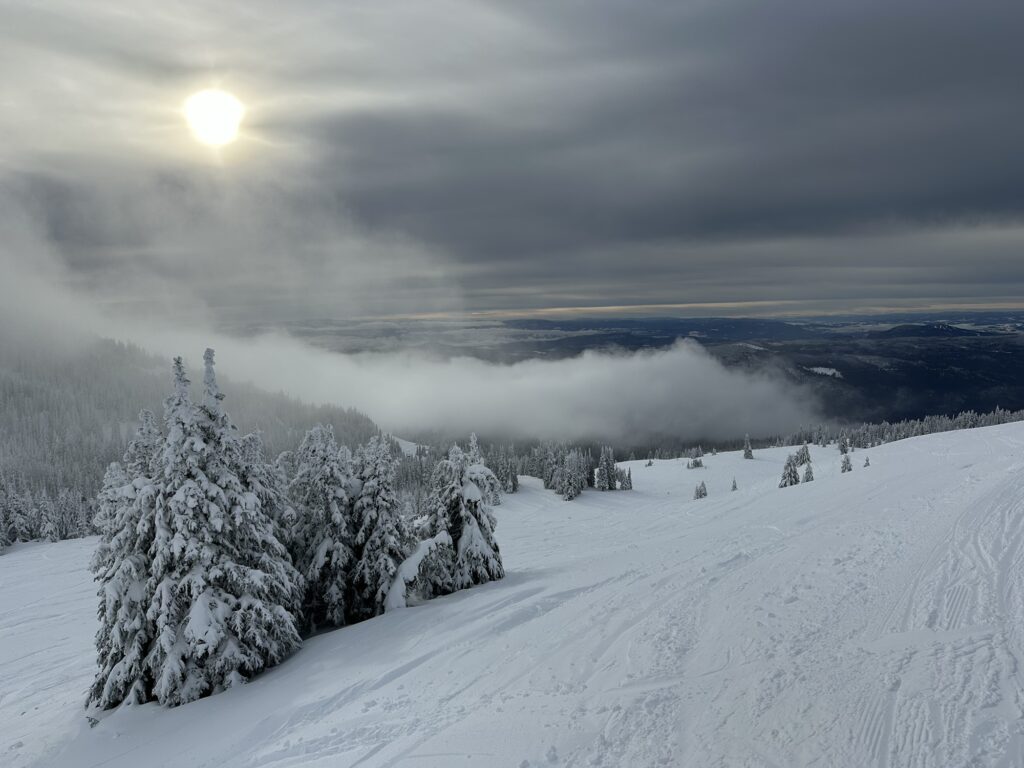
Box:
[2,0,1024,319]
[24,3,1016,439]
[0,192,822,443]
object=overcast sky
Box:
[3,0,1024,325]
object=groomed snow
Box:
[4,423,1024,767]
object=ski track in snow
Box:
[3,425,1024,766]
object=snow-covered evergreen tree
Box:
[694,481,707,499]
[490,445,519,495]
[621,468,633,490]
[350,436,411,621]
[743,434,754,460]
[606,447,618,489]
[595,446,617,490]
[542,445,558,489]
[411,446,504,594]
[411,449,463,600]
[779,454,801,488]
[14,490,35,541]
[803,462,814,482]
[88,411,162,709]
[76,496,97,537]
[467,444,502,507]
[52,489,82,540]
[841,453,853,473]
[558,449,587,500]
[90,462,128,572]
[272,450,300,548]
[0,489,12,551]
[505,450,520,493]
[457,459,505,588]
[595,451,610,490]
[38,491,59,542]
[731,477,738,491]
[864,456,870,467]
[290,423,357,631]
[240,438,293,546]
[467,432,483,465]
[237,433,304,619]
[145,352,301,707]
[795,444,811,465]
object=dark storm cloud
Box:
[322,1,1024,256]
[2,0,1024,316]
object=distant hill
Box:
[0,332,380,497]
[862,322,996,339]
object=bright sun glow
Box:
[183,89,245,146]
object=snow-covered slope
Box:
[4,424,1024,767]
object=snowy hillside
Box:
[4,424,1024,767]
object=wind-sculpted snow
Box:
[4,424,1024,766]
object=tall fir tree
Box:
[237,434,303,619]
[779,454,801,488]
[457,460,505,588]
[501,447,519,493]
[606,447,618,490]
[795,444,811,465]
[290,423,357,631]
[467,432,483,465]
[0,488,12,551]
[13,489,35,541]
[350,436,411,620]
[595,446,617,491]
[38,490,58,542]
[466,439,501,506]
[411,447,463,600]
[88,411,162,709]
[54,488,82,540]
[145,352,301,707]
[413,446,504,594]
[841,454,853,473]
[560,449,587,500]
[272,450,300,549]
[743,434,754,460]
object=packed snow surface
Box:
[4,424,1024,767]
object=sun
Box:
[183,89,245,146]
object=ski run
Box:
[3,422,1024,767]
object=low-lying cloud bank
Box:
[138,328,819,443]
[1,188,819,445]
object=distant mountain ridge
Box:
[861,322,996,339]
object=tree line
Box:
[0,333,379,523]
[87,350,504,711]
